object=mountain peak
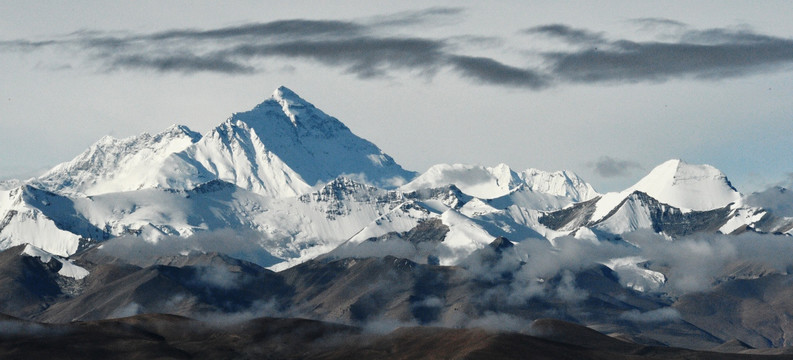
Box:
[163,124,201,139]
[35,124,203,196]
[634,159,738,196]
[272,86,301,101]
[198,87,416,191]
[267,86,312,126]
[592,159,741,220]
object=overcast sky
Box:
[1,1,791,192]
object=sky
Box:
[0,1,791,193]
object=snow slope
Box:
[401,163,598,208]
[36,125,202,196]
[0,186,101,256]
[342,201,503,267]
[592,194,656,235]
[519,168,599,201]
[535,160,775,241]
[22,244,89,279]
[3,177,426,268]
[230,87,417,188]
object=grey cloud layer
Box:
[537,24,793,82]
[3,12,793,88]
[449,55,549,89]
[524,24,606,44]
[226,37,447,78]
[112,53,255,74]
[629,17,687,30]
[589,156,643,178]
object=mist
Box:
[95,229,283,268]
[78,221,793,338]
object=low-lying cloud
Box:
[96,229,283,268]
[458,230,793,304]
[620,307,681,323]
[746,174,793,217]
[108,302,141,319]
[545,231,793,294]
[0,321,67,337]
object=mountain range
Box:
[2,86,793,358]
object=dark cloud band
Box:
[449,55,549,89]
[548,37,793,83]
[3,11,793,89]
[589,156,643,178]
[111,54,254,74]
[523,24,605,44]
[226,37,447,78]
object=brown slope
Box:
[35,254,291,323]
[675,273,793,349]
[4,314,790,360]
[279,256,477,325]
[0,244,66,318]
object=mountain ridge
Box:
[0,86,790,271]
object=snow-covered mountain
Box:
[590,159,741,222]
[35,86,416,198]
[0,185,107,256]
[36,125,203,196]
[2,87,791,273]
[539,159,792,240]
[172,86,417,197]
[400,163,598,210]
[9,87,793,358]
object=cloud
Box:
[0,39,58,51]
[474,230,793,302]
[364,7,464,28]
[4,11,793,89]
[589,156,643,178]
[362,318,418,334]
[76,220,793,333]
[193,265,246,290]
[96,229,283,268]
[479,236,637,305]
[624,231,793,293]
[145,20,365,41]
[523,24,606,44]
[629,18,687,31]
[109,53,254,74]
[225,37,447,78]
[555,270,588,303]
[449,55,550,89]
[196,299,284,326]
[324,237,420,262]
[545,27,793,83]
[465,312,531,333]
[745,174,793,217]
[0,13,453,77]
[109,302,141,319]
[0,321,66,336]
[620,307,681,323]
